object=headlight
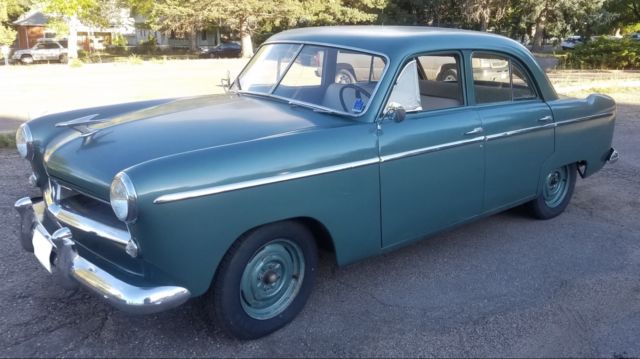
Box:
[110,172,137,222]
[16,123,33,159]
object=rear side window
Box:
[472,53,536,104]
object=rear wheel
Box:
[21,55,33,64]
[59,54,68,63]
[528,164,577,219]
[204,221,318,339]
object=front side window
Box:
[472,53,536,104]
[235,43,387,115]
[385,53,465,113]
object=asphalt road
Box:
[1,103,639,358]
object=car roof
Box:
[268,26,526,59]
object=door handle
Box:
[464,127,484,135]
[538,115,553,122]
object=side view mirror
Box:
[383,102,406,123]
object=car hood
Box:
[44,94,350,199]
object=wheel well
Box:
[291,217,335,254]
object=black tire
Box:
[59,54,68,63]
[436,68,458,82]
[528,163,577,219]
[204,221,318,339]
[21,55,33,65]
[335,64,356,84]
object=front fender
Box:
[124,123,382,296]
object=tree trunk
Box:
[532,15,546,52]
[190,28,197,51]
[240,22,253,58]
[480,14,489,32]
[68,15,79,59]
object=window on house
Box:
[201,31,207,41]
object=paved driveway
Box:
[1,103,639,358]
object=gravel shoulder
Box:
[1,97,639,357]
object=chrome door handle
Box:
[538,115,553,122]
[465,127,484,135]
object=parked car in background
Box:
[199,42,242,58]
[14,26,618,340]
[627,32,640,41]
[561,36,584,50]
[11,40,68,64]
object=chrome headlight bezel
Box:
[110,172,138,223]
[16,123,33,159]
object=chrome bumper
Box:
[14,197,191,315]
[606,148,619,164]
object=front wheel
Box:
[204,221,318,339]
[528,164,577,219]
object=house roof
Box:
[13,10,49,26]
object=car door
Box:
[379,53,485,248]
[469,52,554,211]
[32,43,46,61]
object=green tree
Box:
[463,0,510,31]
[41,0,105,58]
[1,0,31,46]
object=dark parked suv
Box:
[199,42,242,58]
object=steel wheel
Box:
[528,163,577,220]
[240,239,305,320]
[543,166,569,208]
[206,221,317,339]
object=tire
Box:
[21,55,33,65]
[335,65,356,84]
[436,68,458,82]
[204,221,318,339]
[528,164,577,219]
[59,54,68,63]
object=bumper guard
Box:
[14,197,191,315]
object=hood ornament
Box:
[55,114,104,137]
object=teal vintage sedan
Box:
[14,26,618,339]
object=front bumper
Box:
[14,196,191,315]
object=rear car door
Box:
[469,52,554,211]
[379,53,485,248]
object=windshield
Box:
[234,43,387,115]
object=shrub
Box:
[563,37,640,70]
[69,58,84,68]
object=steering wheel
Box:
[339,84,372,113]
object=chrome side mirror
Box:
[383,102,406,123]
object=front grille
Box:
[44,179,129,243]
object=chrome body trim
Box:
[44,183,131,246]
[14,197,191,314]
[485,122,555,141]
[380,136,485,163]
[55,114,104,137]
[152,112,614,204]
[555,112,613,127]
[154,157,380,204]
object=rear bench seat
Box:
[419,80,462,110]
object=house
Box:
[12,10,50,49]
[12,8,136,50]
[128,14,222,49]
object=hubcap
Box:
[543,166,569,208]
[240,239,305,320]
